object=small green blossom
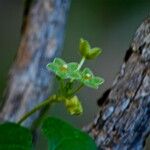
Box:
[65,95,83,115]
[17,38,105,137]
[47,58,81,80]
[81,68,104,89]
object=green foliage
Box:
[42,117,97,150]
[0,122,32,150]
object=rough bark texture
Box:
[0,0,71,127]
[84,17,150,150]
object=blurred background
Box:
[0,0,149,149]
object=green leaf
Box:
[42,117,97,150]
[79,38,90,57]
[86,47,102,59]
[0,122,33,150]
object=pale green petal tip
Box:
[54,57,66,65]
[46,63,51,69]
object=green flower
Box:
[65,95,83,115]
[81,68,104,89]
[80,38,102,59]
[47,58,81,80]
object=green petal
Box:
[68,62,78,71]
[85,77,104,89]
[86,47,102,59]
[57,71,69,79]
[67,63,81,80]
[47,58,71,79]
[47,63,69,79]
[47,63,60,74]
[53,58,66,66]
[81,68,104,89]
[92,76,104,85]
[47,58,66,73]
[79,38,90,57]
[82,80,97,89]
[70,72,81,80]
[81,68,94,87]
[82,68,93,77]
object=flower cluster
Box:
[47,58,104,89]
[46,38,104,116]
[47,58,80,80]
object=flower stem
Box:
[77,57,85,70]
[31,104,50,131]
[69,57,85,92]
[17,95,57,124]
[69,84,84,96]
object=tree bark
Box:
[84,17,150,150]
[0,0,71,127]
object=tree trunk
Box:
[0,0,71,127]
[84,17,150,150]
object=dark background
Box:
[0,0,149,149]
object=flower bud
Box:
[65,96,83,115]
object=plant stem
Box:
[60,79,65,94]
[31,104,50,131]
[17,95,57,124]
[77,57,85,70]
[69,84,84,96]
[70,57,85,83]
[69,57,85,93]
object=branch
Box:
[84,17,150,149]
[0,0,71,127]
